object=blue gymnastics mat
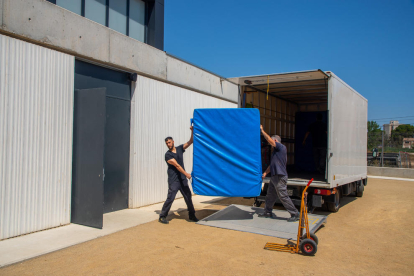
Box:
[191,109,262,197]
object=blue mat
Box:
[191,108,262,197]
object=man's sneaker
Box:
[287,212,300,222]
[258,212,273,218]
[159,217,169,224]
[189,214,199,222]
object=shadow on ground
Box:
[156,194,358,223]
[201,195,358,217]
[153,207,222,222]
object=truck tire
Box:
[300,239,317,256]
[356,182,364,197]
[301,233,319,245]
[327,190,340,212]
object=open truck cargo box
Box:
[191,109,262,197]
[229,70,367,189]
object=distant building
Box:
[384,120,401,136]
[403,138,414,149]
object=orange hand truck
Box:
[264,178,318,256]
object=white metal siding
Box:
[129,76,237,208]
[0,34,74,240]
[328,74,368,187]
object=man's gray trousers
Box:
[264,175,298,216]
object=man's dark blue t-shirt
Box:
[165,145,187,185]
[270,142,288,177]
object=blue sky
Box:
[165,0,414,126]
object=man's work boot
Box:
[287,212,300,222]
[159,217,169,224]
[189,214,199,222]
[258,211,273,218]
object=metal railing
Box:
[367,132,414,168]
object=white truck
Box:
[229,70,367,212]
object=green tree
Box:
[392,124,414,136]
[367,121,382,150]
[390,124,414,149]
[367,121,381,133]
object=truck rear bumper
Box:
[262,177,330,188]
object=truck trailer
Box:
[229,70,367,212]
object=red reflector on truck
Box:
[314,189,331,196]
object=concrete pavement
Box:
[0,195,223,268]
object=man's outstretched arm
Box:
[262,166,270,179]
[183,126,194,150]
[167,158,191,179]
[260,125,276,147]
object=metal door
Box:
[71,88,106,229]
[103,97,130,213]
[74,59,131,214]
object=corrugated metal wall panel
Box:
[129,76,237,208]
[0,34,74,240]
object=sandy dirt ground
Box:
[1,178,414,276]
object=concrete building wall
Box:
[403,138,414,149]
[129,75,237,208]
[0,34,74,240]
[0,0,240,237]
[384,121,400,137]
[0,0,238,104]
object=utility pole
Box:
[381,125,384,167]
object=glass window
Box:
[56,0,82,15]
[109,0,127,35]
[85,0,107,26]
[129,0,146,42]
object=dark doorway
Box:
[74,60,131,217]
[294,111,328,180]
[71,88,106,228]
[103,98,131,212]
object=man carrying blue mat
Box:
[259,125,300,222]
[159,127,199,224]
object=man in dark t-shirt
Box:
[259,125,300,222]
[302,113,327,174]
[159,127,198,224]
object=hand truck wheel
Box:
[301,233,318,245]
[299,238,317,256]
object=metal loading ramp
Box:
[197,204,327,240]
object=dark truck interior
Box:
[240,70,330,184]
[261,111,328,182]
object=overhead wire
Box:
[369,115,414,120]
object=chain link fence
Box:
[367,132,414,168]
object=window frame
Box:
[48,0,148,43]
